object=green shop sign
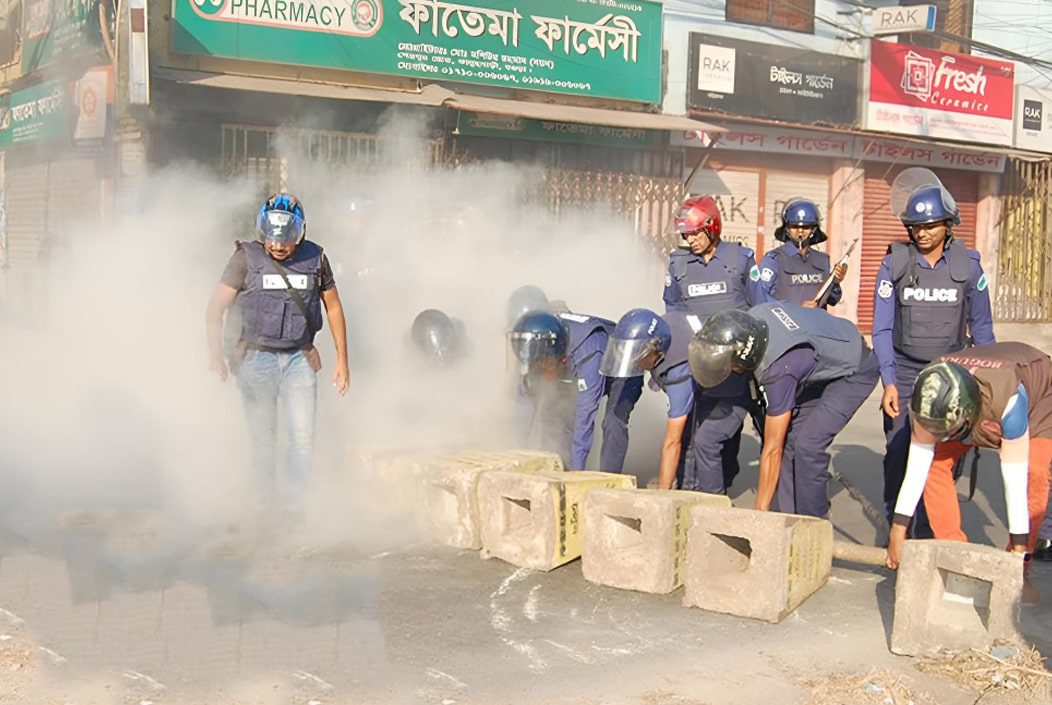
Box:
[456,111,663,149]
[0,79,71,147]
[22,0,107,73]
[172,0,663,103]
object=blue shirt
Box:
[757,242,842,306]
[872,247,995,387]
[567,325,609,470]
[659,361,695,419]
[662,241,763,313]
[758,347,818,416]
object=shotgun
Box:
[813,237,859,308]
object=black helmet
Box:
[411,309,461,362]
[688,310,769,388]
[507,311,568,375]
[506,285,550,329]
[910,361,981,441]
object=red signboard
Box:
[867,40,1015,146]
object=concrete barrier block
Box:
[582,489,731,594]
[478,471,636,571]
[420,451,566,550]
[683,506,832,623]
[890,540,1024,656]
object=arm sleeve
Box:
[318,254,337,292]
[664,375,694,419]
[219,247,248,290]
[758,349,816,416]
[893,441,936,522]
[871,256,897,387]
[662,259,686,313]
[999,384,1032,541]
[571,333,608,470]
[966,256,996,346]
[757,251,778,304]
[742,249,763,306]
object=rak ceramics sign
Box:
[867,39,1015,146]
[1015,85,1052,153]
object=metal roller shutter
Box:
[47,158,102,245]
[687,168,762,252]
[857,164,978,333]
[762,171,832,258]
[5,162,48,266]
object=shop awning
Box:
[154,68,456,106]
[444,94,726,134]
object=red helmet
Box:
[674,195,722,238]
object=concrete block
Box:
[683,506,832,623]
[890,540,1024,656]
[479,471,636,571]
[582,489,731,594]
[418,451,565,550]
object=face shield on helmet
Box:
[507,312,568,376]
[411,309,459,363]
[256,193,307,246]
[600,309,672,378]
[909,362,981,442]
[687,310,769,388]
[505,285,550,330]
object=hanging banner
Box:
[22,0,108,73]
[171,0,664,103]
[75,67,112,141]
[867,39,1015,146]
[3,79,71,146]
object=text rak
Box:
[901,287,959,303]
[790,273,824,285]
[687,281,728,297]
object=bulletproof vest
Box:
[668,242,750,319]
[752,303,863,384]
[772,245,830,305]
[939,342,1052,447]
[890,241,970,362]
[558,312,614,376]
[239,240,325,350]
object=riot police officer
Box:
[663,195,763,493]
[508,309,643,471]
[873,179,995,537]
[410,309,469,365]
[205,193,350,508]
[757,198,845,307]
[887,345,1052,602]
[689,304,880,517]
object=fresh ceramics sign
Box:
[171,0,664,103]
[867,39,1015,146]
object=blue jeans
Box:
[236,349,318,507]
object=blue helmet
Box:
[775,198,826,246]
[507,311,568,374]
[600,308,672,378]
[256,192,307,246]
[901,185,960,228]
[506,285,550,329]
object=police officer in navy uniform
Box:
[206,193,349,508]
[758,198,846,308]
[689,304,880,517]
[663,194,763,493]
[509,309,643,472]
[873,180,995,536]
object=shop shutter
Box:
[687,167,762,253]
[46,157,102,248]
[762,171,832,258]
[857,164,978,333]
[5,161,48,266]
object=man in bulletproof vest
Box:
[689,304,879,517]
[663,195,765,493]
[887,345,1052,603]
[206,193,350,509]
[508,309,644,471]
[873,179,994,539]
[757,198,845,308]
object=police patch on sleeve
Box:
[877,280,894,300]
[577,379,588,392]
[749,265,760,282]
[977,273,989,292]
[665,273,672,287]
[760,267,774,282]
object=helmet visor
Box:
[688,339,736,388]
[259,210,305,245]
[599,338,662,378]
[507,330,559,375]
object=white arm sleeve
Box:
[893,442,936,518]
[999,430,1031,539]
